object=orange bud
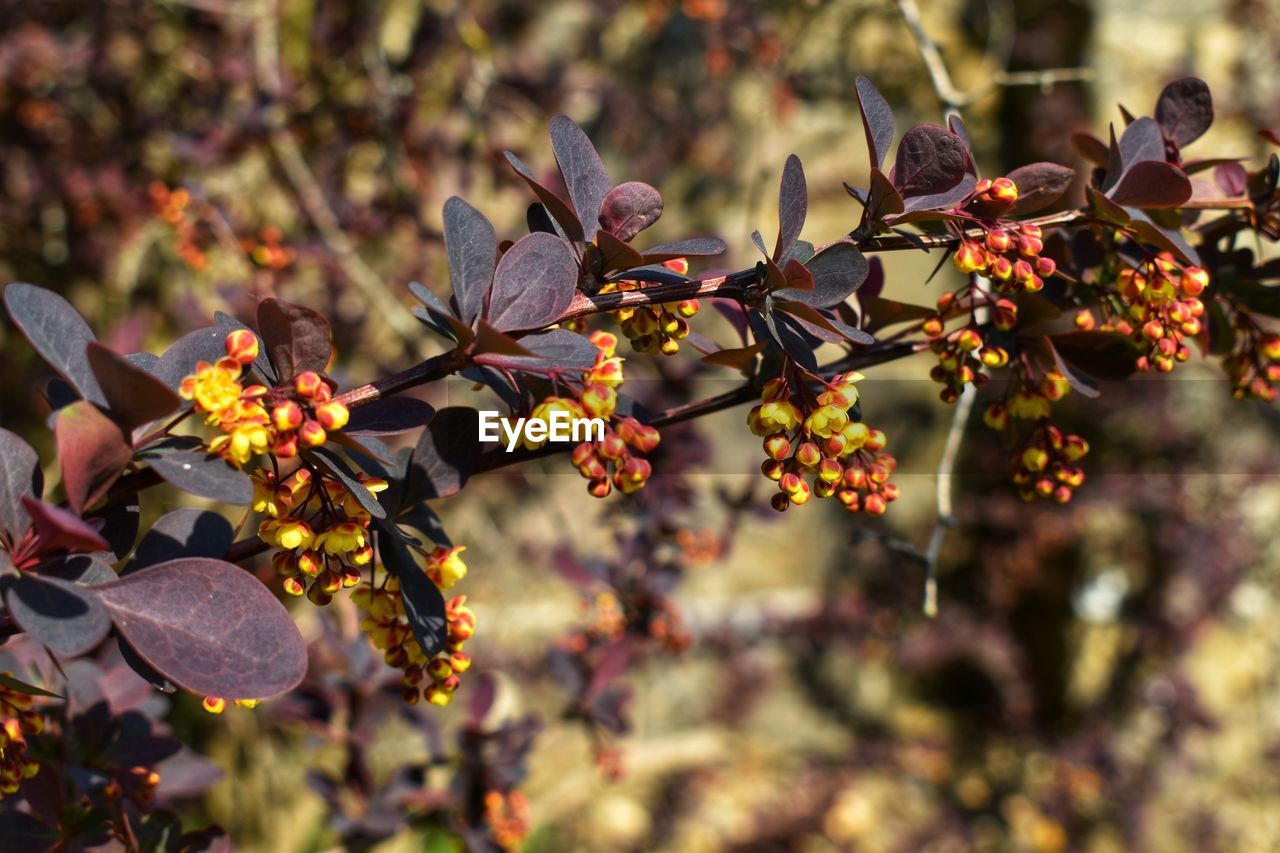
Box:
[225,330,259,366]
[273,401,304,431]
[315,401,349,431]
[298,420,327,447]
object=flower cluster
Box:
[536,331,662,498]
[1223,327,1280,400]
[953,223,1055,299]
[0,677,44,800]
[983,371,1071,431]
[254,465,387,605]
[1009,423,1089,504]
[484,789,531,850]
[354,581,477,707]
[748,374,898,514]
[179,331,350,465]
[149,182,210,272]
[241,225,296,271]
[1077,253,1207,374]
[596,259,697,355]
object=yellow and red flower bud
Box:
[298,420,327,447]
[953,240,988,274]
[315,401,350,431]
[273,400,304,432]
[225,329,259,366]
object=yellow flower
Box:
[251,471,285,517]
[754,401,803,435]
[818,372,863,409]
[314,521,366,555]
[259,517,314,551]
[1008,389,1051,420]
[426,546,467,590]
[522,397,585,450]
[804,405,849,439]
[179,358,243,415]
[209,422,271,466]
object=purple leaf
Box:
[56,401,132,516]
[409,407,483,501]
[599,181,663,242]
[0,428,41,542]
[376,522,447,657]
[86,342,181,432]
[477,328,600,374]
[307,447,386,519]
[505,150,584,243]
[443,196,497,326]
[1109,161,1192,208]
[487,232,579,333]
[1214,162,1248,197]
[126,509,234,572]
[1155,77,1213,148]
[22,497,110,555]
[3,282,106,405]
[1118,117,1166,172]
[592,230,646,275]
[344,397,436,437]
[1049,331,1142,381]
[783,242,869,309]
[639,237,727,263]
[153,321,267,391]
[855,76,895,170]
[3,573,110,657]
[772,298,875,345]
[1044,336,1101,398]
[1071,132,1109,166]
[892,124,967,199]
[93,558,308,700]
[774,154,808,260]
[549,115,613,242]
[1125,207,1200,266]
[1007,162,1075,216]
[257,298,332,380]
[865,168,905,221]
[139,443,253,504]
[902,173,977,213]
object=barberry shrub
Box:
[0,73,1278,848]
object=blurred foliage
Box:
[4,0,1280,850]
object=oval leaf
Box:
[1109,160,1192,208]
[409,407,482,501]
[549,115,613,242]
[892,125,967,199]
[599,182,663,243]
[1156,77,1213,148]
[258,298,332,380]
[1007,162,1075,216]
[784,242,870,309]
[855,76,895,170]
[94,558,308,700]
[443,196,498,326]
[142,445,253,504]
[56,401,132,516]
[774,154,807,260]
[86,343,181,432]
[127,509,234,572]
[376,522,447,658]
[344,397,436,436]
[3,574,110,657]
[487,232,579,333]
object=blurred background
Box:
[3,0,1280,850]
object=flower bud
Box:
[315,401,350,430]
[225,330,259,366]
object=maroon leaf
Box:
[782,242,870,309]
[86,343,181,432]
[782,258,814,291]
[592,230,646,275]
[1071,132,1109,166]
[549,115,613,243]
[858,295,932,333]
[1214,162,1248,197]
[599,182,663,242]
[1049,331,1142,381]
[442,196,497,326]
[773,298,875,345]
[344,397,436,437]
[1155,77,1213,148]
[1125,208,1200,266]
[487,232,580,333]
[1108,161,1192,208]
[1118,117,1167,171]
[1007,162,1075,216]
[773,154,808,260]
[56,401,132,516]
[376,522,447,657]
[891,124,967,199]
[3,573,110,657]
[126,508,234,572]
[257,298,332,380]
[409,282,475,344]
[639,238,727,263]
[409,407,483,501]
[0,428,42,542]
[865,167,905,221]
[505,150,584,243]
[140,443,253,504]
[3,282,106,406]
[1044,336,1101,398]
[93,558,308,700]
[22,497,111,555]
[902,172,977,213]
[855,76,895,170]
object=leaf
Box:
[154,324,250,391]
[56,401,132,516]
[1049,331,1142,381]
[858,294,933,333]
[527,202,567,239]
[549,115,613,242]
[1155,77,1213,148]
[505,151,584,243]
[487,232,580,333]
[782,242,870,309]
[1126,207,1200,266]
[85,343,181,432]
[1118,117,1166,172]
[475,328,600,374]
[864,168,905,222]
[891,124,967,199]
[782,258,814,291]
[772,298,875,345]
[376,522,447,657]
[1071,132,1109,166]
[0,428,42,542]
[598,182,663,242]
[93,558,308,700]
[774,154,807,260]
[1007,162,1075,216]
[3,282,105,405]
[1108,161,1192,208]
[855,76,895,170]
[88,493,140,561]
[0,672,61,699]
[409,282,474,344]
[1214,162,1248,197]
[443,196,498,326]
[140,443,253,504]
[592,230,646,275]
[344,397,436,436]
[639,238,727,263]
[126,509,234,572]
[902,173,977,213]
[257,298,332,380]
[22,497,111,554]
[307,447,387,520]
[409,407,483,501]
[701,341,768,374]
[1044,336,1101,398]
[3,573,110,657]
